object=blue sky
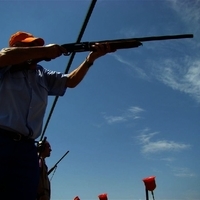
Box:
[1,0,200,200]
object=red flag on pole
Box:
[74,196,80,200]
[98,193,108,200]
[143,176,156,191]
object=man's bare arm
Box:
[0,44,67,67]
[66,43,115,88]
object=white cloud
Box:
[111,0,200,104]
[143,140,190,154]
[113,53,200,103]
[137,129,190,154]
[104,116,126,124]
[153,1,200,103]
[172,166,195,177]
[111,53,149,80]
[161,157,175,162]
[128,106,144,114]
[169,0,200,37]
[137,130,194,178]
[103,106,145,124]
[153,58,200,103]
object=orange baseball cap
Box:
[9,31,45,47]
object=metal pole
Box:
[40,0,97,140]
[145,189,149,200]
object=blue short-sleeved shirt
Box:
[0,65,68,139]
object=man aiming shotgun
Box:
[0,31,115,200]
[0,30,193,200]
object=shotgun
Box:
[61,34,193,55]
[47,150,69,175]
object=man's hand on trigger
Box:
[45,44,68,59]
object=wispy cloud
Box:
[129,106,144,115]
[104,116,126,124]
[171,166,195,177]
[137,128,190,154]
[137,129,194,178]
[103,106,145,124]
[152,58,200,103]
[156,1,200,103]
[169,0,200,38]
[111,0,200,104]
[161,157,175,162]
[111,54,149,80]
